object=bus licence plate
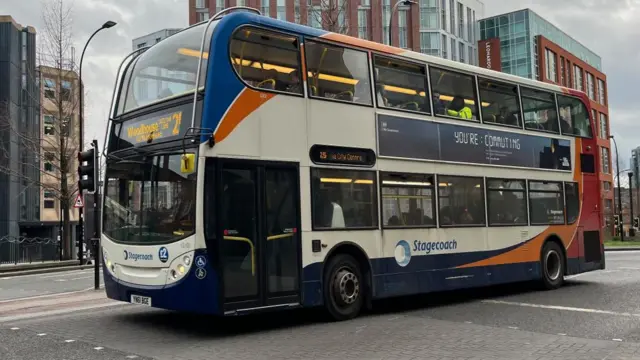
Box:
[130,295,152,307]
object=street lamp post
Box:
[77,20,116,265]
[629,172,635,237]
[388,0,417,46]
[610,135,623,241]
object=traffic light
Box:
[634,217,639,229]
[614,214,620,228]
[77,143,98,193]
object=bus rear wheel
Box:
[541,241,565,290]
[323,254,364,321]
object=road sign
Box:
[73,194,84,208]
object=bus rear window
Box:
[557,95,593,138]
[117,23,214,115]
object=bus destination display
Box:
[377,114,571,171]
[120,103,193,146]
[310,145,376,167]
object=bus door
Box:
[217,160,302,313]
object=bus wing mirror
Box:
[181,153,196,174]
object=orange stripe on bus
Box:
[214,89,275,143]
[321,33,405,54]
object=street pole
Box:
[629,172,634,237]
[388,0,417,46]
[92,139,100,290]
[611,135,623,241]
[78,20,116,265]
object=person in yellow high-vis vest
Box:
[446,96,473,119]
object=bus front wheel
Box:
[323,254,364,321]
[541,241,565,290]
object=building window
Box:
[429,66,478,120]
[438,176,485,227]
[565,182,580,224]
[560,56,565,85]
[155,37,162,44]
[60,80,72,101]
[450,38,456,61]
[449,0,455,36]
[545,49,557,83]
[261,0,270,17]
[357,8,368,39]
[195,0,205,8]
[599,113,608,139]
[466,7,472,41]
[457,2,463,39]
[441,0,446,31]
[61,117,71,137]
[44,190,55,199]
[598,78,606,105]
[573,65,583,91]
[586,72,595,100]
[44,200,55,209]
[311,168,378,229]
[529,181,565,225]
[398,9,408,48]
[381,172,435,228]
[197,10,209,22]
[487,179,527,226]
[308,6,321,28]
[420,32,439,56]
[44,78,55,99]
[374,55,428,113]
[468,45,473,65]
[44,115,55,135]
[419,0,438,30]
[44,152,55,172]
[441,34,447,58]
[382,0,391,45]
[601,147,610,174]
[478,77,521,128]
[603,181,612,192]
[216,0,224,13]
[236,0,246,6]
[458,41,464,63]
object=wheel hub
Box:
[545,250,561,281]
[333,269,360,306]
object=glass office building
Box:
[478,9,601,79]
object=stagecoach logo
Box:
[123,250,153,261]
[394,240,412,267]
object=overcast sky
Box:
[4,0,637,171]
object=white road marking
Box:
[482,299,640,318]
[94,347,104,350]
[558,333,566,336]
[10,327,19,330]
[464,321,472,324]
[613,338,623,342]
[54,279,68,282]
[65,339,75,343]
[618,267,640,270]
[68,276,92,281]
[507,326,518,329]
[37,333,46,336]
[126,356,138,359]
[0,301,124,323]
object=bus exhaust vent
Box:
[583,230,602,262]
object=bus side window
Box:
[373,55,429,114]
[229,27,303,95]
[429,67,479,121]
[521,87,560,134]
[478,78,521,128]
[304,41,372,105]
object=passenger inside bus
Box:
[446,96,473,119]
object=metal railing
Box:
[0,236,60,265]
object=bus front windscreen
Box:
[102,153,197,245]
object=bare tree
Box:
[0,0,80,260]
[309,0,350,34]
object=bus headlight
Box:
[170,269,178,280]
[166,251,194,283]
[177,264,186,274]
[183,255,191,266]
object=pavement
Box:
[2,252,640,359]
[0,267,103,301]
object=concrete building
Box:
[477,9,613,235]
[36,65,80,241]
[0,16,39,248]
[132,28,181,50]
[188,0,484,65]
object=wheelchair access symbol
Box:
[195,267,207,280]
[195,255,207,268]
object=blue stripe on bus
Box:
[104,249,221,314]
[200,12,326,142]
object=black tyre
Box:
[541,241,565,290]
[323,254,364,321]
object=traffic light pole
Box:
[630,172,635,237]
[92,139,100,290]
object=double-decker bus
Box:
[101,7,604,320]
